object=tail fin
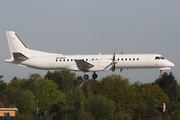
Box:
[5,31,29,62]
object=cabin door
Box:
[49,59,54,68]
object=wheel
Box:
[83,74,89,80]
[92,73,98,79]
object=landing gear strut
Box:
[92,72,98,79]
[159,70,163,78]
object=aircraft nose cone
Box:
[169,62,175,67]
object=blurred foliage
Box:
[84,95,115,120]
[0,71,179,120]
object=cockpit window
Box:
[160,56,165,59]
[155,56,165,60]
[155,56,160,60]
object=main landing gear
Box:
[83,74,89,80]
[92,72,98,79]
[83,72,98,80]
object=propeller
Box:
[111,52,116,72]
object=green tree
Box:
[2,78,27,107]
[84,95,115,120]
[155,72,178,102]
[17,90,35,114]
[60,87,86,119]
[94,74,137,114]
[17,114,33,120]
[0,75,7,101]
[154,72,179,118]
[45,70,79,93]
[136,83,170,119]
[173,103,180,120]
[28,74,44,114]
[26,74,64,116]
[0,75,3,80]
[140,83,169,108]
[82,79,98,98]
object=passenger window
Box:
[133,58,135,61]
[129,58,131,61]
[125,58,127,61]
[137,58,139,60]
[121,58,123,61]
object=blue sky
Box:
[0,1,179,83]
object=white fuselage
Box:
[17,51,174,72]
[5,31,174,76]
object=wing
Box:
[74,59,94,71]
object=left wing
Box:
[74,59,94,71]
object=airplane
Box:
[5,31,174,79]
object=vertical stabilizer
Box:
[5,31,29,61]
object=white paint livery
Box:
[5,31,174,79]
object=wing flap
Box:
[74,59,94,71]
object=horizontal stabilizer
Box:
[5,58,14,63]
[13,52,29,61]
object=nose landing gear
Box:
[159,70,163,78]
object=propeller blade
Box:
[112,63,115,72]
[113,52,115,61]
[111,52,116,72]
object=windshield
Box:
[155,56,165,60]
[160,56,165,59]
